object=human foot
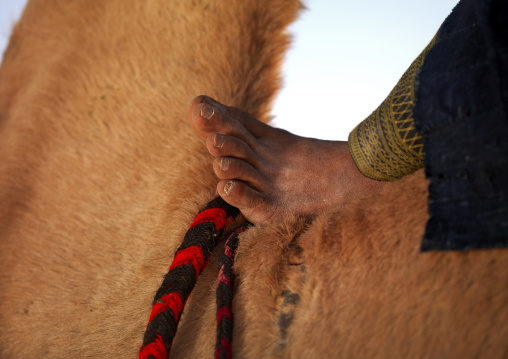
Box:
[188,96,385,225]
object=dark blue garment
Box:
[414,0,508,251]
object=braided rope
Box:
[215,225,250,359]
[140,197,240,359]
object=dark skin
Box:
[188,95,386,225]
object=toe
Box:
[187,95,206,118]
[188,95,210,138]
[217,180,273,223]
[188,96,255,142]
[213,156,265,188]
[189,100,218,138]
[206,133,260,164]
[223,106,273,138]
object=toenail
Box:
[200,102,215,119]
[219,157,230,171]
[213,133,224,148]
[223,181,234,195]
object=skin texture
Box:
[188,95,386,224]
[1,0,507,358]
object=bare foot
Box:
[188,96,385,225]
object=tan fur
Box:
[285,171,508,358]
[1,1,507,358]
[0,0,301,357]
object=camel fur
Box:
[0,0,507,358]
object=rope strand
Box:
[140,197,240,359]
[215,225,250,359]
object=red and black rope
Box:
[139,196,240,359]
[215,225,250,359]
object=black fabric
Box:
[414,0,508,251]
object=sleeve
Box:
[348,33,438,181]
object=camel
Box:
[1,0,507,358]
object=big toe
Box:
[188,96,214,137]
[188,96,255,142]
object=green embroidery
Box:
[349,33,438,181]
